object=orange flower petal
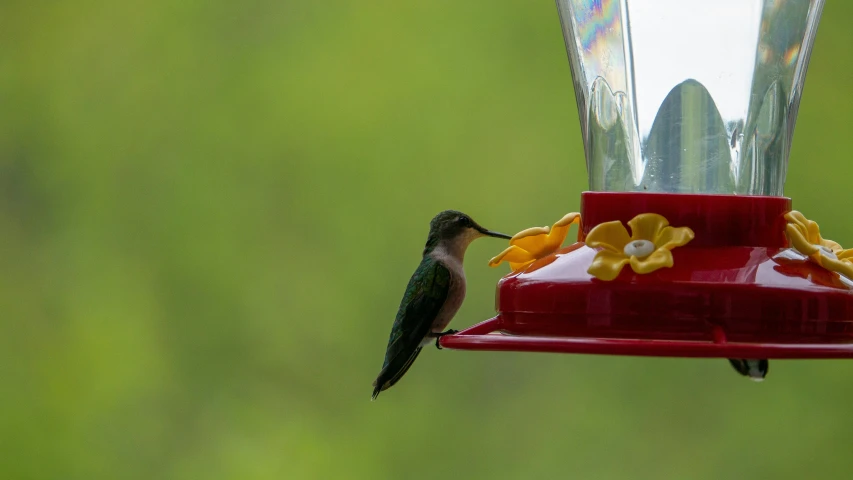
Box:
[509,260,536,272]
[543,212,581,251]
[553,212,582,228]
[491,213,583,271]
[543,234,568,254]
[543,226,570,252]
[488,245,535,268]
[587,250,630,281]
[510,226,550,253]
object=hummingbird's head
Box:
[424,210,511,256]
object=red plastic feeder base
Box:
[440,192,853,358]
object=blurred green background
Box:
[2,1,853,479]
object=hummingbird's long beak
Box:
[476,226,512,239]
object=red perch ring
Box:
[440,192,853,358]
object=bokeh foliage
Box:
[2,1,853,479]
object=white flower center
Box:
[623,239,655,258]
[817,245,837,260]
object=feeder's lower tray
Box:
[440,245,853,359]
[439,193,853,359]
[440,318,853,359]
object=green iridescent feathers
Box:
[372,257,450,398]
[382,257,450,370]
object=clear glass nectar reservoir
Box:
[556,0,825,195]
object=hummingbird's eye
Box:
[457,216,470,226]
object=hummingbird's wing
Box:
[372,257,451,398]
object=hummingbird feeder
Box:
[439,0,853,359]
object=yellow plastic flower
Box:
[586,213,694,281]
[489,213,581,271]
[785,211,853,280]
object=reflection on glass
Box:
[556,0,825,195]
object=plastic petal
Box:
[586,221,631,253]
[489,245,535,268]
[587,250,630,281]
[553,212,582,228]
[629,248,674,274]
[509,260,536,272]
[654,225,695,250]
[543,213,581,251]
[821,239,844,253]
[786,223,819,256]
[627,213,670,242]
[785,211,810,231]
[819,256,853,282]
[805,217,823,244]
[837,249,853,261]
[509,227,550,253]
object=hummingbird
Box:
[371,210,511,400]
[727,358,769,381]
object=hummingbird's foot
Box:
[434,330,460,350]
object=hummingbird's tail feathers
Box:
[727,358,745,376]
[727,358,769,381]
[371,347,423,400]
[385,347,422,388]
